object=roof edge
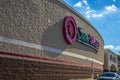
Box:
[105,49,117,55]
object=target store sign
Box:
[63,16,99,50]
[63,16,77,45]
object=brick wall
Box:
[0,57,102,80]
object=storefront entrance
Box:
[110,64,117,72]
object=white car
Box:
[99,72,120,80]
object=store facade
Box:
[0,0,104,80]
[104,49,118,72]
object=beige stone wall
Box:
[0,0,105,79]
[104,50,109,71]
[0,0,104,69]
[104,49,118,72]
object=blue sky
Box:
[63,0,120,54]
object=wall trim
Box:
[0,51,103,70]
[0,36,103,65]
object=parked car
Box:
[99,72,120,80]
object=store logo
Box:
[63,16,77,44]
[110,54,117,63]
[77,27,99,49]
[63,16,99,51]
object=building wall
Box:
[104,50,109,71]
[0,0,104,79]
[118,61,120,74]
[104,49,118,72]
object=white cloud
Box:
[115,46,120,50]
[113,0,116,2]
[85,4,118,18]
[74,0,104,18]
[104,45,114,49]
[100,4,117,16]
[86,7,90,10]
[74,1,118,18]
[85,8,103,18]
[92,13,103,18]
[74,1,82,8]
[85,9,95,15]
[104,45,120,50]
[105,4,117,12]
[82,0,88,5]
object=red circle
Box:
[63,16,77,44]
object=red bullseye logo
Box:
[63,16,77,44]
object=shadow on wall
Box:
[45,0,97,54]
[41,18,97,59]
[71,42,97,54]
[41,18,69,58]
